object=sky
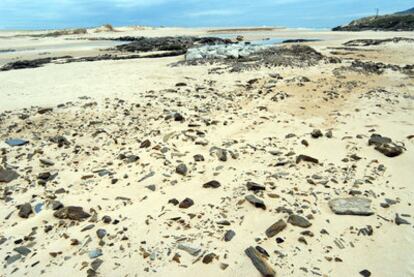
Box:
[0,0,412,30]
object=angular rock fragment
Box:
[265,219,287,238]
[368,134,404,157]
[179,198,194,209]
[329,197,374,216]
[395,214,410,225]
[53,206,91,221]
[246,182,265,191]
[0,168,19,183]
[296,154,319,164]
[14,246,31,256]
[245,195,266,210]
[177,243,201,256]
[202,253,216,264]
[50,135,70,147]
[245,246,275,277]
[203,180,221,188]
[18,203,33,219]
[288,214,312,228]
[224,230,236,241]
[193,154,205,162]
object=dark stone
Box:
[224,230,236,241]
[53,206,91,221]
[175,163,188,176]
[395,214,410,225]
[244,246,275,277]
[368,134,404,157]
[0,168,19,183]
[38,107,53,114]
[265,219,287,238]
[102,215,112,224]
[359,269,371,277]
[50,135,70,147]
[168,198,179,206]
[140,139,151,148]
[311,129,323,138]
[288,214,312,228]
[96,229,107,239]
[246,182,265,191]
[174,113,185,122]
[18,203,33,219]
[91,258,104,271]
[245,195,266,210]
[203,180,221,188]
[193,154,205,162]
[202,253,216,264]
[179,198,194,209]
[296,154,319,164]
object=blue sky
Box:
[0,0,412,30]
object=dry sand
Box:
[0,27,413,277]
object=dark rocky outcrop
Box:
[333,12,414,31]
[116,36,231,53]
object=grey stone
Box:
[0,168,19,183]
[245,195,266,210]
[14,246,31,256]
[89,249,103,259]
[224,230,236,241]
[175,163,188,176]
[329,197,374,216]
[96,229,107,239]
[288,214,312,228]
[5,138,29,147]
[177,243,201,256]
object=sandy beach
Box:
[0,26,413,277]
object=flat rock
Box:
[14,246,31,256]
[0,168,19,183]
[177,243,201,256]
[329,197,374,216]
[224,230,236,241]
[296,154,319,164]
[245,195,266,210]
[5,138,29,146]
[203,180,221,188]
[53,206,91,221]
[288,214,312,228]
[245,246,275,277]
[265,219,287,238]
[246,182,265,191]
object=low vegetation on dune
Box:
[333,9,414,31]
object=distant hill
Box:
[333,8,414,31]
[395,7,414,15]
